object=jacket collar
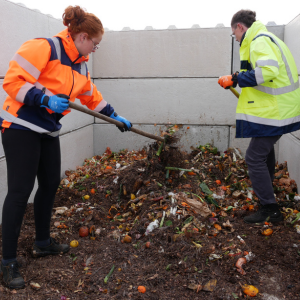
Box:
[240,32,246,47]
[240,21,268,49]
[55,28,89,64]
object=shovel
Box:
[229,86,240,99]
[68,101,164,143]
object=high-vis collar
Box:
[55,29,89,64]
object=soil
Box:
[0,138,300,300]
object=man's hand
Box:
[218,73,238,89]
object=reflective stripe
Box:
[80,61,87,77]
[34,82,71,113]
[16,82,34,102]
[254,67,264,85]
[12,53,40,80]
[79,83,94,96]
[34,82,54,97]
[254,34,294,85]
[0,110,60,137]
[255,59,279,68]
[253,80,299,95]
[93,99,107,112]
[236,112,300,127]
[252,33,298,95]
[50,37,61,61]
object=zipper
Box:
[69,56,82,97]
[69,68,74,97]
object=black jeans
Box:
[245,135,281,206]
[1,128,61,259]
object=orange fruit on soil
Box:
[138,286,146,293]
[242,284,259,297]
[123,235,132,243]
[79,226,89,237]
[262,228,273,236]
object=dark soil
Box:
[0,140,300,300]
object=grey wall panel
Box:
[93,124,230,156]
[285,14,300,75]
[0,0,64,76]
[278,133,300,187]
[94,78,238,125]
[59,99,94,135]
[60,125,94,178]
[94,28,232,78]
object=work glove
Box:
[218,72,239,89]
[110,112,132,132]
[41,94,70,113]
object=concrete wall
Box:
[93,27,235,156]
[280,14,300,187]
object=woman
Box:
[0,6,132,289]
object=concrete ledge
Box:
[93,27,232,78]
[229,126,280,161]
[93,124,230,155]
[285,14,300,74]
[278,133,300,187]
[291,129,300,140]
[60,125,94,177]
[229,126,251,157]
[0,79,6,157]
[0,157,8,220]
[94,78,238,125]
[59,99,94,135]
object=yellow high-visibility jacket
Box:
[236,21,300,138]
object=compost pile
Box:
[1,128,300,300]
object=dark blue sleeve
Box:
[99,103,114,116]
[24,87,44,106]
[237,70,258,88]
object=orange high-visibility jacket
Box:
[1,29,113,137]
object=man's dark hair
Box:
[231,9,256,28]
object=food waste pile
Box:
[1,128,300,300]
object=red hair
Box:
[62,6,104,37]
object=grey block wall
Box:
[94,28,231,78]
[93,27,235,158]
[94,124,230,155]
[279,14,300,187]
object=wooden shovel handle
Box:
[69,102,164,142]
[229,87,240,99]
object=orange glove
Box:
[218,75,234,89]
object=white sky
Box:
[9,0,300,30]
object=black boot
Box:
[0,260,25,289]
[244,203,283,224]
[32,237,70,258]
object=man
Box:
[218,9,300,224]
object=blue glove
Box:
[110,112,132,132]
[41,94,69,113]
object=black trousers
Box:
[1,128,61,259]
[245,135,281,206]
